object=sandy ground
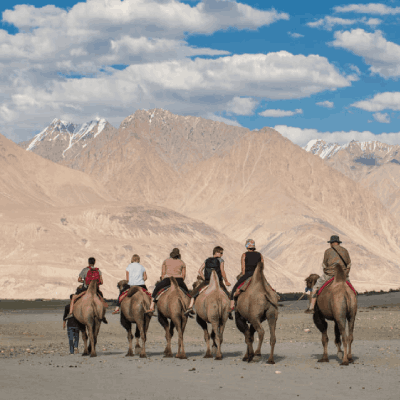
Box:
[1,293,400,400]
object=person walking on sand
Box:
[146,248,190,314]
[63,295,80,354]
[185,246,231,316]
[305,235,352,314]
[113,254,148,314]
[230,239,264,312]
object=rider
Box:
[65,257,106,319]
[184,246,231,315]
[304,235,351,314]
[113,254,148,314]
[230,239,264,311]
[146,248,190,314]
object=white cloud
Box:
[259,108,303,117]
[373,112,390,123]
[307,16,381,31]
[226,97,258,116]
[331,29,400,78]
[316,101,334,108]
[274,125,400,147]
[288,32,304,38]
[334,3,400,15]
[352,92,400,111]
[349,64,361,75]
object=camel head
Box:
[117,279,129,291]
[192,275,204,290]
[305,274,320,290]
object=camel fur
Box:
[235,262,279,363]
[313,265,357,365]
[72,280,106,357]
[117,280,152,358]
[194,270,230,360]
[156,276,190,359]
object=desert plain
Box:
[1,292,399,400]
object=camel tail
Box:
[170,277,188,312]
[334,263,346,283]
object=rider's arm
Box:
[241,253,246,275]
[126,271,129,281]
[181,261,186,280]
[78,277,83,283]
[220,262,231,286]
[99,274,103,285]
[198,263,205,280]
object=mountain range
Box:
[3,110,400,298]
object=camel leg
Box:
[245,325,255,363]
[313,311,329,363]
[92,318,101,355]
[337,319,349,366]
[265,307,277,364]
[88,320,97,358]
[347,315,356,364]
[137,321,147,358]
[334,322,343,360]
[158,311,173,357]
[235,311,250,362]
[211,323,223,361]
[252,320,264,359]
[197,315,212,358]
[175,317,187,359]
[134,325,141,355]
[81,327,89,356]
[210,330,217,354]
[126,327,134,357]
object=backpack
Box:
[204,257,222,281]
[85,267,100,286]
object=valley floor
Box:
[1,293,399,400]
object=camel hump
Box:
[334,264,346,283]
[87,280,98,295]
[169,276,179,291]
[205,270,221,295]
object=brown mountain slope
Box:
[0,204,299,299]
[0,133,112,209]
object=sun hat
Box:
[327,235,342,244]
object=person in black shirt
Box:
[63,295,80,354]
[185,246,231,315]
[230,239,264,311]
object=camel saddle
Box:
[155,286,190,301]
[317,277,357,296]
[234,278,252,297]
[118,287,151,304]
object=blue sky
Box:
[1,0,400,146]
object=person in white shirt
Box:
[113,254,148,314]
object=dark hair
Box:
[88,257,96,266]
[213,246,224,255]
[170,248,181,259]
[70,294,73,300]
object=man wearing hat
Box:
[305,235,351,314]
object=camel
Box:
[313,264,357,365]
[193,270,230,360]
[235,262,279,363]
[156,276,190,359]
[72,280,107,357]
[117,280,152,358]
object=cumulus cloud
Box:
[334,3,400,15]
[259,108,303,117]
[274,125,400,147]
[226,97,258,116]
[373,112,390,123]
[316,101,334,108]
[307,16,381,31]
[331,29,400,78]
[351,92,400,111]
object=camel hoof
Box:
[348,358,354,364]
[214,356,223,361]
[163,354,173,358]
[318,358,329,363]
[140,354,147,359]
[90,354,97,358]
[247,355,254,363]
[204,354,213,359]
[340,361,349,366]
[266,360,275,365]
[82,353,89,357]
[176,354,187,359]
[242,356,249,362]
[125,352,134,357]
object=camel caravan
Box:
[64,236,358,365]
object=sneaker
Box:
[304,308,314,314]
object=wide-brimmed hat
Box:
[327,235,342,244]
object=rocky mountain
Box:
[19,118,116,163]
[30,111,400,292]
[304,139,400,222]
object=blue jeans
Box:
[67,327,79,354]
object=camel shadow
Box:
[310,353,359,363]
